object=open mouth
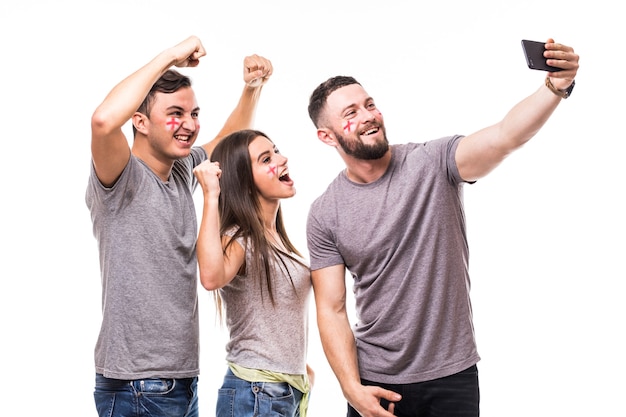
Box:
[174,135,191,142]
[361,126,379,136]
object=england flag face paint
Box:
[166,117,181,131]
[267,164,277,178]
[343,120,353,134]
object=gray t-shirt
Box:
[86,147,207,380]
[222,231,311,375]
[306,136,480,384]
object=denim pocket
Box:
[138,378,175,394]
[256,382,301,416]
[216,388,236,417]
[258,381,293,399]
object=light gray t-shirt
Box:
[86,147,207,380]
[306,136,480,384]
[222,231,311,375]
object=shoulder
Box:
[174,147,208,170]
[397,135,462,153]
[394,136,463,165]
[223,226,247,249]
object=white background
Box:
[1,1,624,416]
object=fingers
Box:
[351,385,400,417]
[193,161,221,193]
[244,54,273,87]
[169,38,274,86]
[376,386,401,417]
[194,160,221,178]
[173,35,206,68]
[544,39,579,82]
[306,364,315,388]
[376,386,402,404]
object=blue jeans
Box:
[94,373,198,417]
[216,368,303,417]
[347,365,480,417]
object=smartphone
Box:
[521,39,562,72]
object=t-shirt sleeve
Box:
[443,134,473,185]
[224,226,246,251]
[173,146,208,192]
[306,197,345,271]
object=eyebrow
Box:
[256,149,271,163]
[340,101,358,113]
[255,146,278,163]
[340,97,373,114]
[165,105,201,113]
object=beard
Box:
[335,125,389,160]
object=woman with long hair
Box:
[193,129,313,417]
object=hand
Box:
[306,364,315,388]
[347,384,401,417]
[544,38,579,89]
[170,35,207,68]
[243,54,273,87]
[193,160,221,197]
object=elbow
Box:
[199,269,224,291]
[91,109,107,131]
[200,280,221,292]
[201,282,221,292]
[91,108,119,137]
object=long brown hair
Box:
[210,129,304,313]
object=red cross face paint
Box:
[267,164,278,178]
[166,117,181,131]
[343,120,353,134]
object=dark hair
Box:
[308,76,360,128]
[132,69,192,136]
[210,129,304,308]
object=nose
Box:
[179,114,197,132]
[363,107,377,122]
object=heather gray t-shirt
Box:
[86,147,207,380]
[306,136,480,384]
[222,231,311,375]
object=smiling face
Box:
[324,83,389,160]
[249,135,296,203]
[140,87,201,160]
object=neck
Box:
[132,142,173,182]
[343,151,392,184]
[259,199,280,231]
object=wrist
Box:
[545,77,575,99]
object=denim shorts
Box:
[94,373,198,417]
[216,368,303,417]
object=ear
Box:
[317,128,337,147]
[132,112,149,135]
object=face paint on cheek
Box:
[267,164,278,178]
[343,120,353,134]
[166,117,181,131]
